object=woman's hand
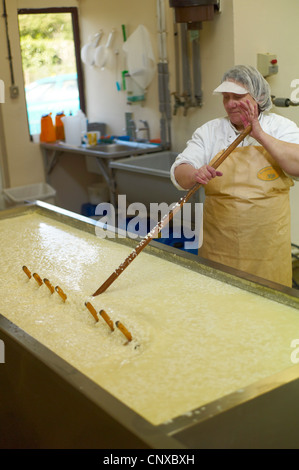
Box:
[237,99,264,140]
[194,165,223,185]
[238,99,299,177]
[174,163,223,190]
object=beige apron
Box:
[198,145,294,287]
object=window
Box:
[18,7,85,136]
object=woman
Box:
[171,65,299,287]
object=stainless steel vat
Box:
[1,202,299,449]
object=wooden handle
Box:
[92,124,252,296]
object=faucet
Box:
[172,91,184,116]
[182,92,193,117]
[127,119,137,140]
[137,120,150,142]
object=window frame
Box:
[17,6,86,120]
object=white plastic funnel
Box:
[81,31,103,66]
[94,30,114,69]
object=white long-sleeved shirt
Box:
[170,113,299,190]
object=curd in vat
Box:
[1,212,299,425]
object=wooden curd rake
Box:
[92,125,252,296]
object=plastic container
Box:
[87,182,109,204]
[3,183,56,206]
[55,112,65,140]
[76,109,88,134]
[61,115,82,146]
[61,110,87,146]
[87,122,107,135]
[40,113,56,143]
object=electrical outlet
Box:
[9,85,19,99]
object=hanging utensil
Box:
[92,125,252,297]
[81,30,103,66]
[94,30,115,69]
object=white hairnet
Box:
[221,65,272,112]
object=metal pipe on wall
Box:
[174,24,203,116]
[157,0,172,148]
[169,0,220,116]
[191,30,203,107]
[180,22,192,113]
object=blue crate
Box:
[118,216,199,255]
[81,203,97,218]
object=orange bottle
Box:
[55,112,65,140]
[40,113,56,143]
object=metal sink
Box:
[84,140,163,157]
[88,143,135,153]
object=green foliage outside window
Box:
[18,13,76,84]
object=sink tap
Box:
[138,120,150,142]
[127,119,137,140]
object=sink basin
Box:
[87,143,134,153]
[109,151,201,211]
[84,140,163,158]
[85,141,165,176]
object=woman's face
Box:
[222,90,257,129]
